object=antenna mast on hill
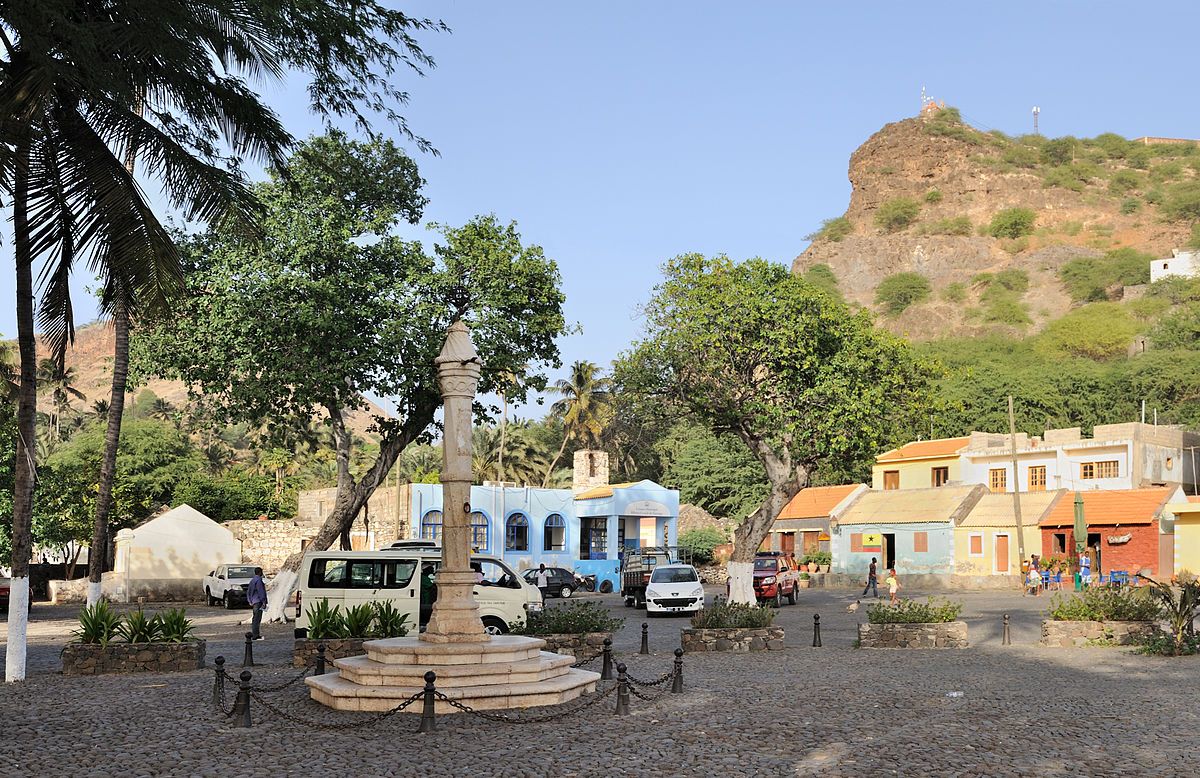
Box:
[1032,106,1040,136]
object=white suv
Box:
[645,563,705,616]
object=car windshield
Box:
[650,567,698,584]
[753,559,779,572]
[226,566,256,578]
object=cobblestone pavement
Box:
[2,586,1197,777]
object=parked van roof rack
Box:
[387,540,441,549]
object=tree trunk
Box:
[542,430,570,488]
[88,300,130,605]
[725,436,808,605]
[497,392,507,482]
[8,136,36,681]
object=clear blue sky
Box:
[3,1,1196,418]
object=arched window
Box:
[544,513,566,551]
[505,512,529,551]
[471,511,490,552]
[420,510,442,543]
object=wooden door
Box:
[781,532,795,556]
[995,534,1010,574]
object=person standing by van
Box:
[247,567,267,640]
[535,564,549,601]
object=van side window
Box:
[389,561,417,588]
[309,559,348,588]
[347,561,385,588]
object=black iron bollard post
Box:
[417,670,438,733]
[232,670,252,728]
[1003,614,1011,646]
[640,622,650,655]
[671,648,684,694]
[614,663,630,715]
[600,637,614,680]
[316,642,327,675]
[212,656,226,708]
[812,614,822,647]
[242,632,255,667]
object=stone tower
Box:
[572,450,609,495]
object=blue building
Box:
[406,451,678,591]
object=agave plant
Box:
[154,608,195,643]
[1136,575,1200,655]
[372,602,411,638]
[305,600,347,640]
[343,603,377,639]
[72,601,122,645]
[116,607,162,644]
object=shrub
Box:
[866,596,962,624]
[1135,577,1200,655]
[1120,198,1141,215]
[941,282,967,303]
[924,188,943,203]
[689,597,776,629]
[1107,169,1143,197]
[1188,223,1200,251]
[1040,137,1077,166]
[1127,296,1169,322]
[1041,166,1086,192]
[305,600,348,640]
[72,601,122,645]
[805,216,854,243]
[1045,587,1161,622]
[1144,187,1164,205]
[1151,161,1184,184]
[1035,303,1139,360]
[802,263,842,301]
[1161,181,1200,221]
[874,197,921,232]
[919,216,972,236]
[1135,629,1200,656]
[988,207,1036,239]
[514,599,625,635]
[1092,132,1131,160]
[993,268,1029,293]
[116,607,162,644]
[680,527,729,565]
[1000,145,1040,168]
[983,298,1032,326]
[343,603,376,638]
[156,608,196,643]
[373,601,411,638]
[875,272,931,315]
[806,551,832,566]
[1058,248,1153,302]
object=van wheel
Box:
[559,585,573,599]
[482,617,508,635]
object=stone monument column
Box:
[422,320,487,643]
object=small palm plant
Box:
[372,602,411,638]
[305,600,348,640]
[343,603,377,638]
[72,602,122,645]
[155,608,196,643]
[1137,575,1200,655]
[116,607,163,644]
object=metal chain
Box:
[570,651,603,668]
[432,682,617,723]
[252,667,313,693]
[626,674,675,703]
[625,668,674,688]
[212,682,238,717]
[246,689,424,730]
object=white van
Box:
[294,548,543,639]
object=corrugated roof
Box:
[958,490,1066,527]
[876,436,970,463]
[1039,487,1174,527]
[573,482,639,500]
[777,484,864,520]
[836,485,983,525]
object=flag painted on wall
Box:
[862,532,882,552]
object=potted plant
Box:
[859,597,967,649]
[62,603,204,675]
[293,600,412,668]
[681,597,783,652]
[798,572,811,588]
[511,600,624,657]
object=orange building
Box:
[768,484,866,556]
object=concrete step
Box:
[362,635,546,666]
[305,667,601,713]
[333,650,576,688]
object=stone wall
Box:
[49,578,89,604]
[680,627,785,652]
[293,638,369,668]
[61,640,206,675]
[1040,619,1156,647]
[537,632,612,658]
[225,519,324,575]
[858,621,968,648]
[295,486,410,544]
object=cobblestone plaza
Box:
[2,588,1197,777]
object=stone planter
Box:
[530,632,612,658]
[858,621,968,649]
[798,579,811,588]
[1040,619,1156,647]
[293,637,369,668]
[680,626,785,653]
[61,640,206,675]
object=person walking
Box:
[885,568,901,605]
[862,557,879,598]
[247,567,267,640]
[535,563,550,601]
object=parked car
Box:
[645,563,705,616]
[202,564,258,609]
[753,552,800,607]
[521,566,580,598]
[0,577,9,612]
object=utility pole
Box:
[1009,396,1027,564]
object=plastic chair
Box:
[1042,571,1053,590]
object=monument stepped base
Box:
[306,635,600,713]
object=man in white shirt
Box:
[535,564,549,601]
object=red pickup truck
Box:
[753,552,800,607]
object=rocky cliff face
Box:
[792,116,1191,340]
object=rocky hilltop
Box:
[792,112,1194,340]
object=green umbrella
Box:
[1073,492,1086,555]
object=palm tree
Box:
[89,398,110,423]
[495,365,529,483]
[36,358,86,439]
[541,361,612,486]
[0,339,17,402]
[147,397,176,424]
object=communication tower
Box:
[1032,106,1040,136]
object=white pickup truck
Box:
[202,564,258,609]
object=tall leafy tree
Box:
[134,136,568,617]
[542,361,612,485]
[617,254,936,603]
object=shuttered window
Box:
[913,532,928,553]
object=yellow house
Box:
[1169,497,1200,577]
[873,437,970,491]
[954,491,1063,581]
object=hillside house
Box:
[872,437,970,490]
[767,484,866,556]
[1150,249,1200,283]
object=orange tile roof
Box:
[573,482,640,500]
[1039,487,1174,527]
[1189,495,1200,504]
[876,437,970,463]
[777,485,863,520]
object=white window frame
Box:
[968,532,984,557]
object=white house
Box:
[1150,249,1200,283]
